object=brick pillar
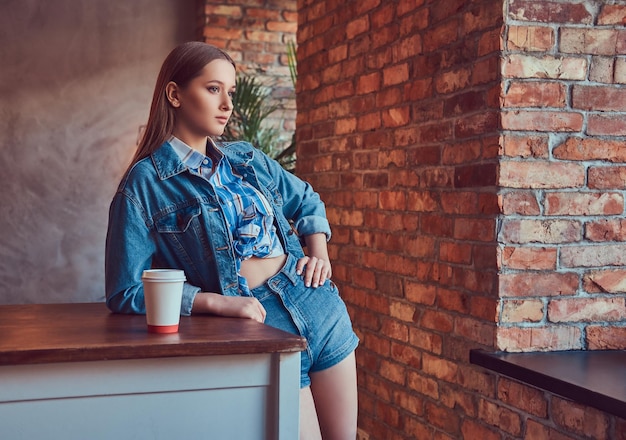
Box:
[498,0,626,351]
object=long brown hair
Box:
[131,41,235,165]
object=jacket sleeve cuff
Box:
[181,283,201,316]
[294,215,332,241]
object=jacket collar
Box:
[150,140,188,180]
[150,139,256,180]
[219,141,255,168]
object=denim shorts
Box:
[249,253,359,388]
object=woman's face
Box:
[172,58,236,139]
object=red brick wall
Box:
[200,0,297,147]
[498,0,626,352]
[296,0,626,439]
[297,1,501,437]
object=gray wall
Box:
[0,0,196,304]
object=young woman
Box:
[105,41,359,439]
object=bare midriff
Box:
[240,254,288,290]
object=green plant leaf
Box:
[223,51,297,173]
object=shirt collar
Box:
[168,136,207,169]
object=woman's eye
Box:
[208,86,220,93]
[228,91,236,99]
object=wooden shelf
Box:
[470,349,626,419]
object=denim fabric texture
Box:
[105,140,332,316]
[250,253,359,387]
[168,136,285,296]
[169,136,284,262]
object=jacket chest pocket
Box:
[152,203,219,287]
[155,204,201,233]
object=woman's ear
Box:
[165,81,181,108]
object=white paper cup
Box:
[141,269,186,334]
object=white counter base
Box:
[0,352,300,439]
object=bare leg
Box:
[300,386,322,440]
[310,352,358,440]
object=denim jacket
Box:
[105,140,331,316]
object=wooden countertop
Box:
[0,302,307,366]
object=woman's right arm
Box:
[192,293,266,323]
[106,191,266,321]
[106,191,265,321]
[106,190,204,316]
[105,191,159,314]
